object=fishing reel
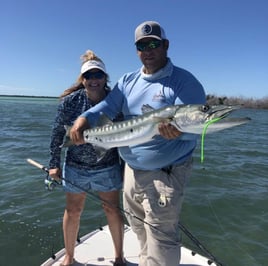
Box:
[44,174,62,191]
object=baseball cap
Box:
[135,21,167,43]
[81,60,107,74]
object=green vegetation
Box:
[0,94,57,99]
[206,95,268,109]
[1,94,268,109]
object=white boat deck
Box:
[41,225,217,266]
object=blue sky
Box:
[0,0,267,98]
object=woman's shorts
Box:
[62,163,123,193]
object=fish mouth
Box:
[205,105,241,121]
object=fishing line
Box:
[206,195,226,234]
[200,117,223,163]
[206,195,259,265]
[27,158,224,266]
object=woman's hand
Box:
[49,168,62,181]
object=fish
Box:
[63,104,250,149]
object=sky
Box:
[0,0,267,99]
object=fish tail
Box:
[60,125,73,147]
[64,125,71,137]
[60,137,74,148]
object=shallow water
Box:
[0,96,267,265]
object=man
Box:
[71,21,206,266]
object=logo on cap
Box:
[90,61,98,65]
[141,24,152,35]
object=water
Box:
[0,96,267,266]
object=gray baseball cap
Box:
[135,21,167,43]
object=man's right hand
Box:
[70,116,90,145]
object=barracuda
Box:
[64,104,250,149]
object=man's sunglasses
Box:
[82,71,105,80]
[136,40,162,52]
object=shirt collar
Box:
[140,58,173,81]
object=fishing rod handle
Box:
[27,158,49,173]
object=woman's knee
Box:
[102,202,120,216]
[65,206,83,218]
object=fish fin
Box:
[96,113,113,127]
[141,104,155,114]
[93,145,109,162]
[152,116,172,124]
[169,121,183,131]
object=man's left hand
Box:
[158,122,182,139]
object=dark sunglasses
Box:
[82,71,105,80]
[136,40,162,52]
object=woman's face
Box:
[82,69,106,92]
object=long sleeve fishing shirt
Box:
[80,59,206,170]
[49,89,119,170]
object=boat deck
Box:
[41,225,216,266]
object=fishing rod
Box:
[27,158,224,266]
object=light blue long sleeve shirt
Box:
[81,59,206,170]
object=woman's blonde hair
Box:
[60,50,110,98]
[80,50,103,64]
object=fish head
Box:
[202,104,240,121]
[172,104,241,133]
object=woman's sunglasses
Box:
[83,71,105,80]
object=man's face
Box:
[136,38,168,74]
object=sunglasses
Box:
[83,71,105,80]
[136,40,162,52]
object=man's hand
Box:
[158,122,182,139]
[70,117,90,145]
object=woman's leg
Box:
[99,190,125,265]
[61,192,86,265]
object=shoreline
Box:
[1,94,267,109]
[0,94,58,99]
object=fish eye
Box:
[201,104,210,112]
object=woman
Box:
[49,50,125,266]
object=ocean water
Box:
[0,96,267,266]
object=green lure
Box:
[200,117,223,163]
